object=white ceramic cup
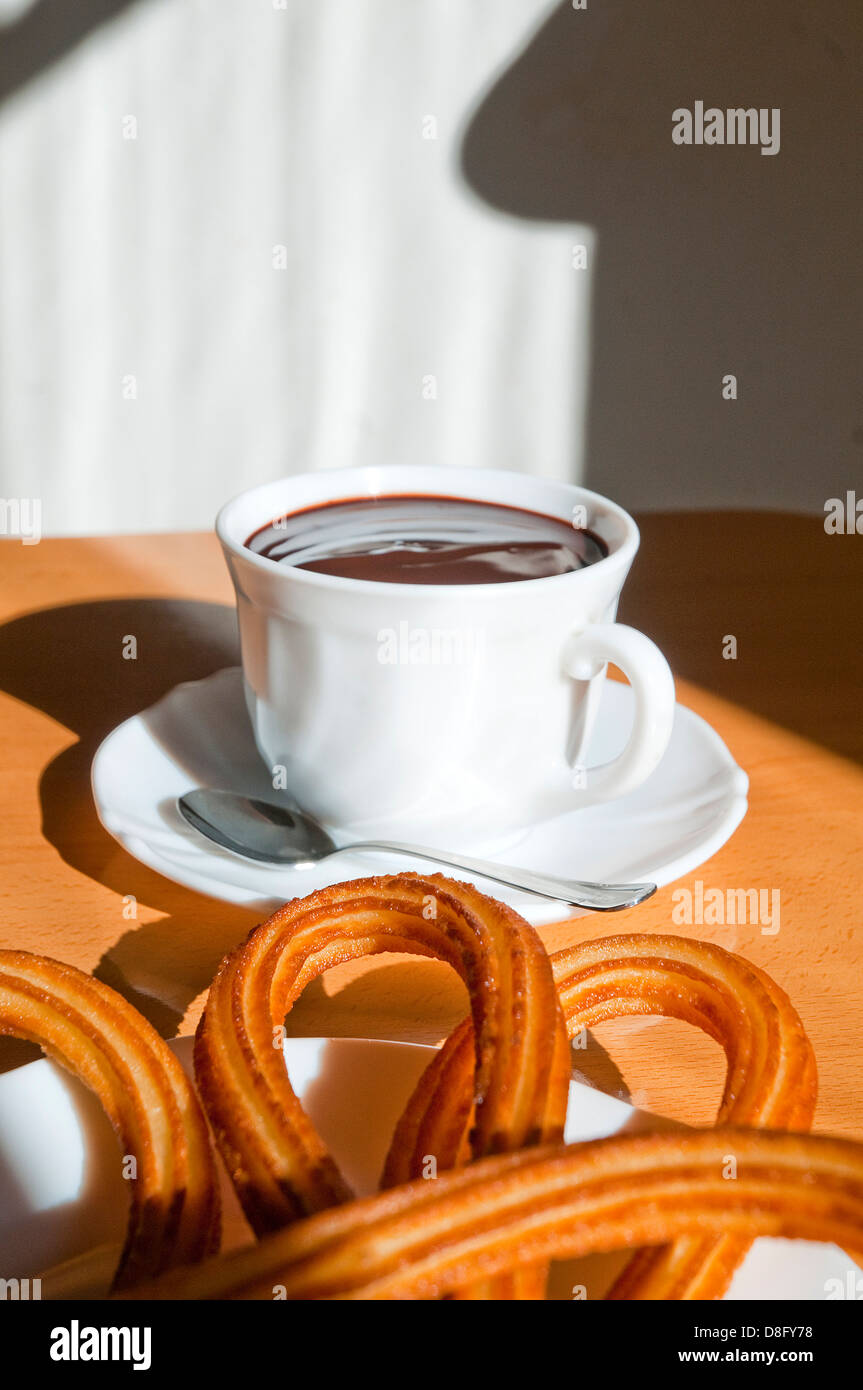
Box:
[217,467,675,849]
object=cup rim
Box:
[215,466,639,599]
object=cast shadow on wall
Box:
[459,0,862,514]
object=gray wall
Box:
[461,0,862,513]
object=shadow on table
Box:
[616,512,863,768]
[285,963,633,1102]
[0,598,252,1062]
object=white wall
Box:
[0,0,858,533]
[0,0,591,535]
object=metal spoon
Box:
[177,788,656,911]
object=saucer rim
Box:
[91,667,749,924]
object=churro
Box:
[0,949,219,1290]
[117,1127,863,1300]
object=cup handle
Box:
[562,623,676,802]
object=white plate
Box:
[91,667,748,924]
[0,1037,851,1300]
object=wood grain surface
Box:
[0,515,860,1138]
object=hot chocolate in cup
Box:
[216,467,675,850]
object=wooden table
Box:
[1,514,861,1138]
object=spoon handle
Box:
[345,841,655,911]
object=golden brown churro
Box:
[383,929,816,1298]
[194,875,570,1236]
[0,950,220,1290]
[11,874,853,1302]
[554,935,817,1299]
[117,1127,863,1300]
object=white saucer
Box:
[91,667,748,925]
[2,1037,850,1300]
